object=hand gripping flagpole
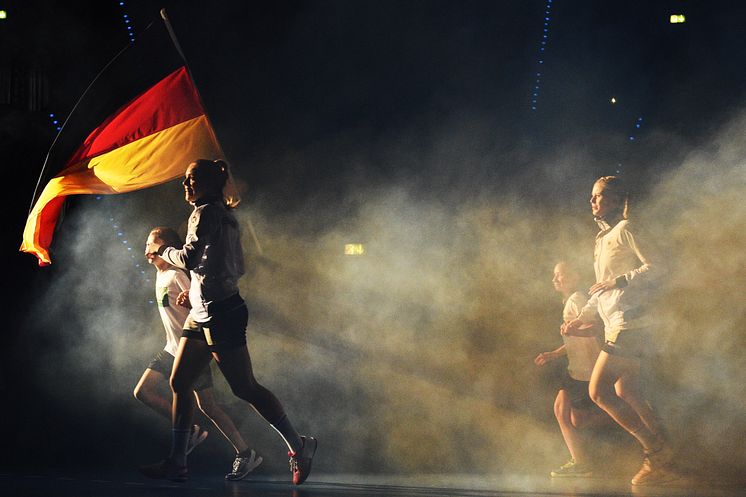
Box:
[160,8,264,256]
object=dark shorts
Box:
[560,370,595,410]
[602,329,650,359]
[182,293,248,352]
[147,349,214,391]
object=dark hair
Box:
[594,175,630,219]
[149,227,183,249]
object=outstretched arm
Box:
[534,344,566,366]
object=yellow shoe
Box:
[551,459,593,478]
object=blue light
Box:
[531,2,554,111]
[629,136,635,141]
[49,113,54,118]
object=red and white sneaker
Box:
[289,436,317,485]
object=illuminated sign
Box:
[670,14,686,24]
[344,244,365,256]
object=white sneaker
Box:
[225,449,263,481]
[186,424,208,455]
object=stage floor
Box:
[1,470,743,497]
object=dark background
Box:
[2,0,746,479]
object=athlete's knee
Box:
[229,380,264,404]
[554,390,569,420]
[169,373,193,395]
[589,382,613,408]
[133,384,145,403]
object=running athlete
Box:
[139,159,316,484]
[535,261,605,477]
[136,227,262,480]
[562,176,678,486]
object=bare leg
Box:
[615,373,664,437]
[134,368,171,420]
[194,388,249,453]
[589,351,661,451]
[555,390,587,463]
[166,337,213,466]
[212,346,302,452]
[170,337,213,430]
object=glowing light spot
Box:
[610,97,617,104]
[344,244,365,256]
[0,10,7,19]
[670,14,686,24]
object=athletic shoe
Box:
[138,459,188,482]
[225,449,264,481]
[186,424,208,455]
[550,459,593,478]
[289,436,317,485]
[631,446,679,486]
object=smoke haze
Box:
[19,109,746,480]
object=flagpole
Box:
[160,8,264,256]
[27,30,152,215]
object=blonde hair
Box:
[594,175,629,219]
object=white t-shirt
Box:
[562,291,601,381]
[155,268,191,357]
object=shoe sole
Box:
[631,471,681,486]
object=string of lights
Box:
[627,116,643,142]
[614,115,644,175]
[118,1,136,43]
[530,0,553,111]
[111,1,152,296]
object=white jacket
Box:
[577,218,658,342]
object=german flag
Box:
[21,12,226,266]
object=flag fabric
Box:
[20,16,227,266]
